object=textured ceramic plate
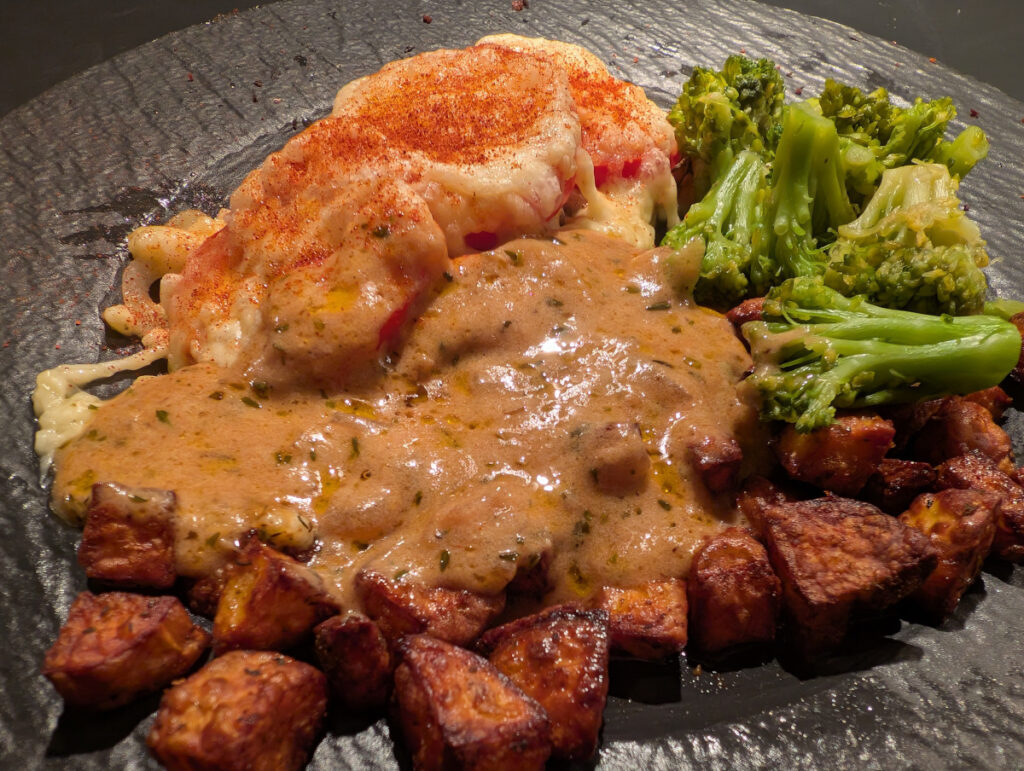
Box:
[4,0,1024,768]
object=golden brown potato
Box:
[212,540,338,654]
[477,605,609,760]
[910,397,1015,474]
[688,435,743,493]
[147,650,327,771]
[392,634,551,771]
[861,458,937,516]
[77,482,176,589]
[760,497,937,652]
[687,527,780,653]
[592,578,688,660]
[886,398,947,452]
[963,386,1013,421]
[899,489,999,621]
[735,475,796,539]
[184,567,230,618]
[42,591,208,709]
[936,453,1024,562]
[775,413,895,496]
[355,569,505,647]
[314,613,391,711]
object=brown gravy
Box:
[53,230,767,609]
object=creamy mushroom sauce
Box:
[52,231,767,609]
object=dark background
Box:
[0,0,1021,118]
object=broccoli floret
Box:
[768,101,857,279]
[662,150,773,306]
[742,278,1021,431]
[663,101,858,306]
[930,125,990,180]
[668,55,785,195]
[823,163,989,315]
[817,79,988,204]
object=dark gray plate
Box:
[4,1,1024,768]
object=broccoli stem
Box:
[769,102,856,279]
[743,278,1021,430]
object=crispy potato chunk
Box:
[392,634,551,771]
[43,591,208,709]
[760,497,937,652]
[775,413,895,496]
[592,578,688,660]
[687,527,780,653]
[478,606,609,760]
[213,541,338,653]
[184,567,230,618]
[77,482,176,589]
[964,386,1012,420]
[688,435,743,493]
[861,458,937,516]
[147,650,327,771]
[355,569,505,646]
[910,397,1015,473]
[936,453,1024,562]
[314,613,391,711]
[899,489,998,620]
[735,475,795,539]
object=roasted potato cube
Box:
[725,296,765,327]
[775,413,895,496]
[910,397,1015,473]
[213,540,338,653]
[899,489,999,620]
[886,398,947,452]
[43,591,208,709]
[77,482,176,589]
[688,435,743,493]
[147,650,327,771]
[936,453,1024,562]
[314,613,391,711]
[861,458,937,516]
[735,475,795,539]
[760,497,937,651]
[579,422,650,495]
[392,634,551,771]
[355,569,505,646]
[964,386,1012,420]
[477,606,609,760]
[592,578,688,660]
[184,567,230,618]
[687,527,780,652]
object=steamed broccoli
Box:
[817,79,989,204]
[742,278,1021,431]
[767,101,857,279]
[823,163,990,315]
[661,149,772,306]
[664,100,856,302]
[665,56,995,313]
[668,55,785,196]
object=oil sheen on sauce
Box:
[52,231,767,610]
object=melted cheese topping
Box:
[52,232,767,608]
